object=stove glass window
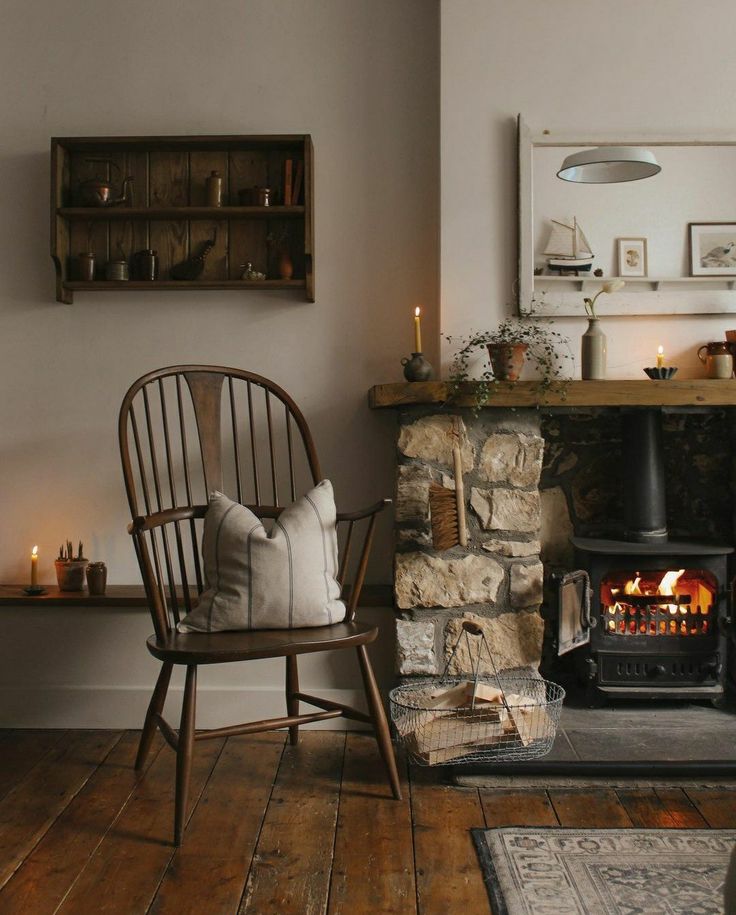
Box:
[600,569,716,636]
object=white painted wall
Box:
[441,0,736,379]
[0,0,438,725]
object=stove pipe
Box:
[622,409,668,543]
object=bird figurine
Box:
[171,230,217,280]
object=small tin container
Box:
[105,259,129,281]
[206,170,223,207]
[133,249,159,281]
[86,562,107,596]
[76,252,95,282]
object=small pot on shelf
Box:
[487,343,528,381]
[55,559,88,592]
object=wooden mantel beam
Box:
[369,380,736,410]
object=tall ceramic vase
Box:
[581,318,607,380]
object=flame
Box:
[659,569,685,595]
[31,545,38,557]
[624,576,641,595]
[414,306,421,317]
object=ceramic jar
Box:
[698,342,733,379]
[401,353,434,382]
[86,561,107,596]
[55,560,88,592]
[581,318,607,380]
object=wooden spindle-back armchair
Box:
[119,365,400,845]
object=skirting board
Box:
[0,686,372,730]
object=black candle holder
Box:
[643,366,678,380]
[23,586,47,595]
[401,352,434,382]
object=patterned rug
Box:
[472,827,736,914]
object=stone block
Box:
[396,527,432,548]
[398,415,474,471]
[470,487,540,533]
[510,561,544,609]
[444,610,544,675]
[479,433,544,487]
[395,552,504,610]
[395,462,434,523]
[540,486,574,566]
[481,539,541,558]
[396,619,437,675]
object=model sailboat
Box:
[544,217,594,274]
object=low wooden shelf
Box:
[369,379,736,409]
[58,205,305,220]
[0,583,392,608]
[63,279,305,292]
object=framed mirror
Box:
[518,116,736,316]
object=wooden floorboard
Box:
[0,730,121,891]
[410,768,489,915]
[327,734,416,915]
[0,730,735,915]
[616,787,709,828]
[0,730,68,803]
[479,789,559,828]
[684,788,736,828]
[151,733,284,915]
[548,788,633,828]
[0,732,163,915]
[240,731,344,915]
[56,737,224,914]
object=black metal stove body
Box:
[572,537,731,700]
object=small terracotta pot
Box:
[55,560,88,592]
[487,342,528,381]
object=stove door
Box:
[557,570,593,655]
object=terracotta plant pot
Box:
[55,559,88,592]
[487,342,528,381]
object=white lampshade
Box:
[557,146,661,183]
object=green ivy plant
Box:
[445,317,571,412]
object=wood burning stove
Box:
[548,408,733,703]
[571,537,730,701]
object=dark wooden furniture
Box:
[52,136,314,303]
[119,365,400,845]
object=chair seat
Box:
[147,620,378,665]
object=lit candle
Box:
[657,345,664,369]
[414,306,422,353]
[31,546,38,588]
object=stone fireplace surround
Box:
[371,381,736,685]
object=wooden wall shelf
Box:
[369,380,736,409]
[51,135,314,304]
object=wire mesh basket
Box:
[389,620,565,766]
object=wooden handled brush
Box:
[428,424,468,550]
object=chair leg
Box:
[356,644,402,800]
[174,664,197,846]
[286,655,300,746]
[136,661,172,771]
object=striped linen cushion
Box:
[177,480,346,632]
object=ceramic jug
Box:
[698,342,733,379]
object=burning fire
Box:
[605,568,713,636]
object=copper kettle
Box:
[78,159,134,207]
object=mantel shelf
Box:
[58,206,305,221]
[534,275,736,291]
[369,380,736,409]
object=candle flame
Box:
[414,306,421,317]
[32,546,38,557]
[657,345,663,356]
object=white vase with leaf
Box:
[581,280,625,379]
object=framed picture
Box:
[616,237,648,277]
[689,223,736,275]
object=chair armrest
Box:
[336,498,392,523]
